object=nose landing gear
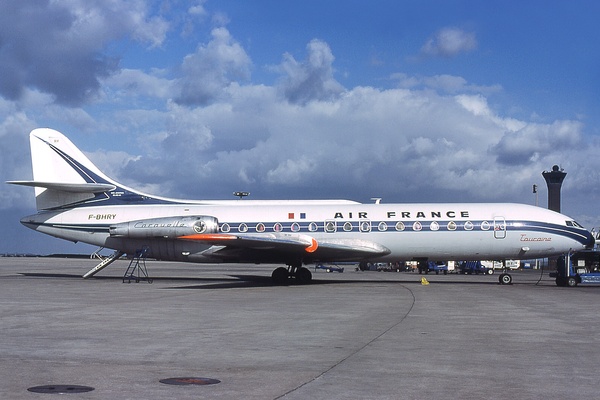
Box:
[498,273,513,285]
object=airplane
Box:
[7,128,595,285]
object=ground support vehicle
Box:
[481,260,521,270]
[551,250,600,287]
[417,261,451,275]
[314,264,345,273]
[459,261,494,275]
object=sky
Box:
[1,0,600,254]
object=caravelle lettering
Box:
[133,221,187,229]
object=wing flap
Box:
[312,238,391,259]
[179,233,389,260]
[179,232,318,253]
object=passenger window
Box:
[413,221,422,231]
[360,221,371,232]
[395,222,405,231]
[291,222,300,232]
[464,221,474,231]
[378,221,388,231]
[481,221,490,230]
[238,223,248,233]
[343,222,353,232]
[220,223,230,233]
[273,222,283,232]
[430,221,439,231]
[325,220,336,233]
[308,222,318,232]
[256,223,265,232]
[447,221,457,231]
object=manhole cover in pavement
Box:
[160,377,221,385]
[27,385,95,394]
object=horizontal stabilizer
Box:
[7,180,116,193]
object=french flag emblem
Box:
[288,213,306,219]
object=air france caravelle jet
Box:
[7,128,595,285]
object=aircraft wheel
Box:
[567,277,578,287]
[295,267,312,284]
[498,273,512,285]
[272,267,289,285]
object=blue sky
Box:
[1,0,600,254]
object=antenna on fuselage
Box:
[234,191,250,199]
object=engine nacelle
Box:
[109,216,219,238]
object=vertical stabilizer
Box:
[9,129,118,210]
[29,128,111,186]
[8,128,173,210]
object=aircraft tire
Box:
[499,273,512,285]
[567,277,578,287]
[272,267,289,285]
[295,267,312,284]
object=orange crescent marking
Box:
[179,233,237,241]
[305,237,318,253]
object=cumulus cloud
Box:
[393,73,502,95]
[491,120,582,165]
[0,0,168,106]
[276,39,345,105]
[175,27,251,106]
[116,76,587,204]
[420,27,477,58]
[104,68,176,100]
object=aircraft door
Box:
[494,217,506,239]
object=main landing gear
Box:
[271,262,312,285]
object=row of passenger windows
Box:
[219,220,506,233]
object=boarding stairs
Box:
[83,248,124,279]
[122,246,153,283]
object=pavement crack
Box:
[274,284,416,399]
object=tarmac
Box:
[1,257,599,400]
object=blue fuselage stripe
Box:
[29,219,592,246]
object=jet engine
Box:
[109,216,219,238]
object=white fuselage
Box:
[22,201,592,264]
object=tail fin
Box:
[8,128,164,210]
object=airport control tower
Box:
[542,165,566,213]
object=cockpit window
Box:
[566,220,584,228]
